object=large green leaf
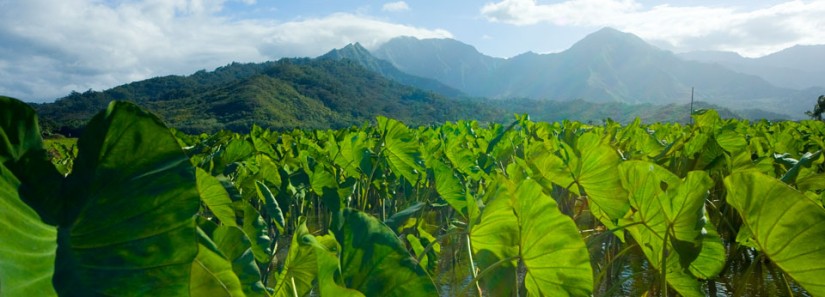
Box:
[432,160,471,219]
[255,181,285,233]
[54,101,200,296]
[0,164,57,297]
[241,201,273,264]
[273,220,318,297]
[529,133,629,222]
[334,208,437,297]
[471,177,593,296]
[213,226,268,297]
[470,179,518,296]
[725,171,825,296]
[0,96,58,296]
[377,116,423,185]
[197,168,238,227]
[332,131,371,178]
[309,233,365,297]
[190,228,245,297]
[0,96,62,225]
[619,161,724,297]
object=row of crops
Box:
[2,95,824,296]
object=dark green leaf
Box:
[334,208,437,297]
[214,226,268,297]
[55,101,200,296]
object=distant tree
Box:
[806,95,825,120]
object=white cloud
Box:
[382,1,410,12]
[0,0,450,102]
[480,0,825,57]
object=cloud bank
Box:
[481,0,825,57]
[0,0,450,102]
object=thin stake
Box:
[689,87,695,125]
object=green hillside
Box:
[34,58,491,134]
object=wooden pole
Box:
[689,87,694,124]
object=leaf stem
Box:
[457,254,520,297]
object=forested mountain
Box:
[34,58,491,134]
[373,28,822,118]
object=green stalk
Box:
[457,254,520,297]
[465,234,482,296]
[661,229,669,297]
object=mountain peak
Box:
[569,27,657,54]
[321,42,370,59]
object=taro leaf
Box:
[0,96,42,163]
[255,181,285,233]
[692,109,721,129]
[725,171,825,296]
[514,179,592,296]
[241,201,273,264]
[213,226,268,297]
[333,131,371,178]
[377,116,423,185]
[334,208,437,297]
[0,164,57,297]
[214,138,255,175]
[309,233,365,297]
[781,150,822,184]
[0,96,58,296]
[619,161,723,297]
[54,101,200,296]
[273,220,317,297]
[384,202,426,232]
[197,168,238,226]
[573,133,630,221]
[432,160,471,219]
[529,133,629,222]
[470,180,518,297]
[190,228,245,297]
[715,129,748,154]
[471,176,593,297]
[407,227,440,274]
[0,96,62,225]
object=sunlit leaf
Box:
[197,168,238,227]
[725,171,825,296]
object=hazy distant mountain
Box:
[371,36,505,93]
[679,45,825,90]
[319,43,464,98]
[374,28,822,118]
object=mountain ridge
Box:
[372,27,823,118]
[27,27,822,135]
[33,58,491,134]
[678,44,825,90]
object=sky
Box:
[1,0,824,102]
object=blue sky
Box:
[1,0,823,102]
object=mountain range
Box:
[678,45,825,90]
[368,28,823,118]
[29,27,822,134]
